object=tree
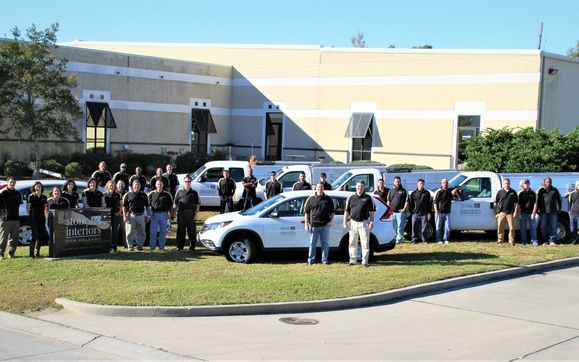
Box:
[567,40,579,58]
[412,44,433,49]
[350,31,367,48]
[0,23,81,176]
[464,127,579,172]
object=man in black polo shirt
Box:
[433,178,458,244]
[387,176,408,244]
[112,163,130,193]
[495,178,518,245]
[516,179,538,245]
[149,167,169,192]
[374,178,389,203]
[319,173,332,190]
[293,172,312,191]
[163,164,180,197]
[535,177,561,245]
[129,166,147,192]
[304,183,335,265]
[343,181,375,267]
[91,161,112,188]
[241,167,257,211]
[265,171,283,200]
[409,179,432,244]
[0,177,23,259]
[123,180,151,251]
[148,179,173,251]
[218,169,236,214]
[173,175,201,251]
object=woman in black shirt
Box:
[27,181,48,258]
[82,178,104,208]
[104,181,122,252]
[62,179,78,208]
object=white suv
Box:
[199,190,396,263]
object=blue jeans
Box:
[149,212,168,250]
[570,213,578,242]
[392,212,407,242]
[519,213,537,244]
[540,212,558,243]
[435,213,450,242]
[308,225,330,264]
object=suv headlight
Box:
[200,221,232,233]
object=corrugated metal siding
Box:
[540,55,579,132]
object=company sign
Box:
[49,208,111,258]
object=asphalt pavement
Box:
[1,264,576,361]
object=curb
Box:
[0,311,196,360]
[56,256,579,317]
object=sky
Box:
[0,0,577,55]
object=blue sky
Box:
[1,0,577,55]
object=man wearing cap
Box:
[113,163,130,193]
[535,177,561,246]
[264,171,283,200]
[319,173,332,190]
[516,179,538,245]
[568,181,579,245]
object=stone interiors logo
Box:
[64,215,110,238]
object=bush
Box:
[175,152,214,174]
[3,160,31,177]
[388,163,433,171]
[41,159,65,174]
[65,162,83,179]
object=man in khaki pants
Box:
[494,178,518,245]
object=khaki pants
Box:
[0,220,20,256]
[125,213,146,248]
[349,220,370,265]
[497,212,515,244]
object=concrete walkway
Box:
[20,264,579,361]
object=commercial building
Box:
[2,41,578,169]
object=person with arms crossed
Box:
[173,175,201,251]
[264,171,283,200]
[387,176,408,244]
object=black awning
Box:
[192,109,217,133]
[86,102,117,128]
[344,112,374,138]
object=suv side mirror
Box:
[270,211,279,218]
[200,175,207,183]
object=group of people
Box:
[0,162,202,259]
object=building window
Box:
[86,102,116,153]
[457,115,480,165]
[345,112,374,162]
[191,108,217,153]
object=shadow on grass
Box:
[373,251,505,267]
[71,248,215,262]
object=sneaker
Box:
[438,241,443,244]
[349,262,356,266]
[362,263,369,268]
[8,252,15,259]
[549,241,557,246]
[322,261,331,265]
[444,240,449,245]
[129,246,135,251]
[137,247,144,251]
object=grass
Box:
[1,210,578,314]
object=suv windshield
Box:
[243,194,286,216]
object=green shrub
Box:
[3,160,31,177]
[388,163,433,171]
[175,152,214,174]
[41,159,65,174]
[65,162,83,179]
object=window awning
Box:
[86,102,117,128]
[344,112,374,138]
[192,109,217,133]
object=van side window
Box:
[203,168,223,182]
[278,171,301,189]
[344,174,374,192]
[461,177,492,199]
[229,168,244,182]
[272,197,306,217]
[333,197,347,214]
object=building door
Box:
[265,112,283,161]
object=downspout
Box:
[536,51,545,130]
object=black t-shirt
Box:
[242,175,257,198]
[346,193,376,221]
[434,187,455,214]
[61,191,78,208]
[123,191,149,214]
[374,187,390,203]
[91,170,112,188]
[82,189,103,207]
[148,191,173,212]
[537,186,561,213]
[163,172,180,196]
[48,197,70,210]
[174,189,200,213]
[321,181,332,190]
[305,193,335,226]
[218,178,236,198]
[569,191,579,215]
[495,188,518,214]
[112,172,130,192]
[265,180,283,199]
[387,186,408,212]
[0,188,23,220]
[517,189,537,214]
[28,193,47,219]
[410,189,432,215]
[129,174,147,191]
[104,192,121,214]
[149,175,169,192]
[292,181,312,191]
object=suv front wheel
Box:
[225,234,256,263]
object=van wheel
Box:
[19,222,32,246]
[225,235,256,263]
[557,217,570,243]
[404,216,435,241]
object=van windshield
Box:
[448,174,467,188]
[243,194,286,216]
[331,172,352,190]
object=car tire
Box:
[225,234,256,263]
[19,221,32,246]
[404,215,435,241]
[557,216,570,243]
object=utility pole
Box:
[537,22,543,50]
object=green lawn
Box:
[1,211,578,314]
